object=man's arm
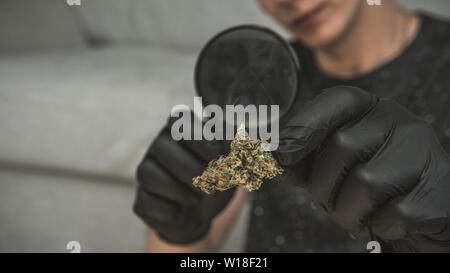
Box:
[147,188,248,253]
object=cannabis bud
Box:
[192,124,283,194]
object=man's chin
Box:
[295,35,334,50]
[293,26,343,50]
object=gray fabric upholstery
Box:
[77,0,288,50]
[0,169,146,252]
[397,0,450,18]
[76,0,450,50]
[0,0,85,54]
[0,47,195,180]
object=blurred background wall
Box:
[0,0,449,252]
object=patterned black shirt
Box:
[245,13,450,253]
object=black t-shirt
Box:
[245,13,450,253]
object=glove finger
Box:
[133,187,180,225]
[136,159,202,206]
[371,173,450,241]
[148,129,209,189]
[167,110,226,162]
[370,197,436,241]
[272,155,312,187]
[274,86,377,166]
[309,119,388,213]
[346,140,430,239]
[311,98,419,213]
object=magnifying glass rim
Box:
[194,24,300,115]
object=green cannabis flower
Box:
[192,124,283,194]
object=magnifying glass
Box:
[195,25,300,129]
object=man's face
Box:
[257,0,363,48]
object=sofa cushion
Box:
[0,46,196,181]
[0,0,86,54]
[0,170,146,252]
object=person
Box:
[133,0,450,253]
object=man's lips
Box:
[291,3,326,29]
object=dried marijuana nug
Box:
[192,124,283,194]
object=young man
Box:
[134,0,450,252]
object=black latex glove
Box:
[275,86,450,252]
[133,111,235,244]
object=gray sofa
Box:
[0,0,449,252]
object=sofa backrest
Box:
[77,0,450,50]
[77,0,288,50]
[0,0,85,54]
[1,0,450,54]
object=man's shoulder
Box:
[421,13,450,52]
[422,13,450,33]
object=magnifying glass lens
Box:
[195,25,300,127]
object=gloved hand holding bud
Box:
[274,86,450,252]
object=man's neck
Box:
[314,3,420,79]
